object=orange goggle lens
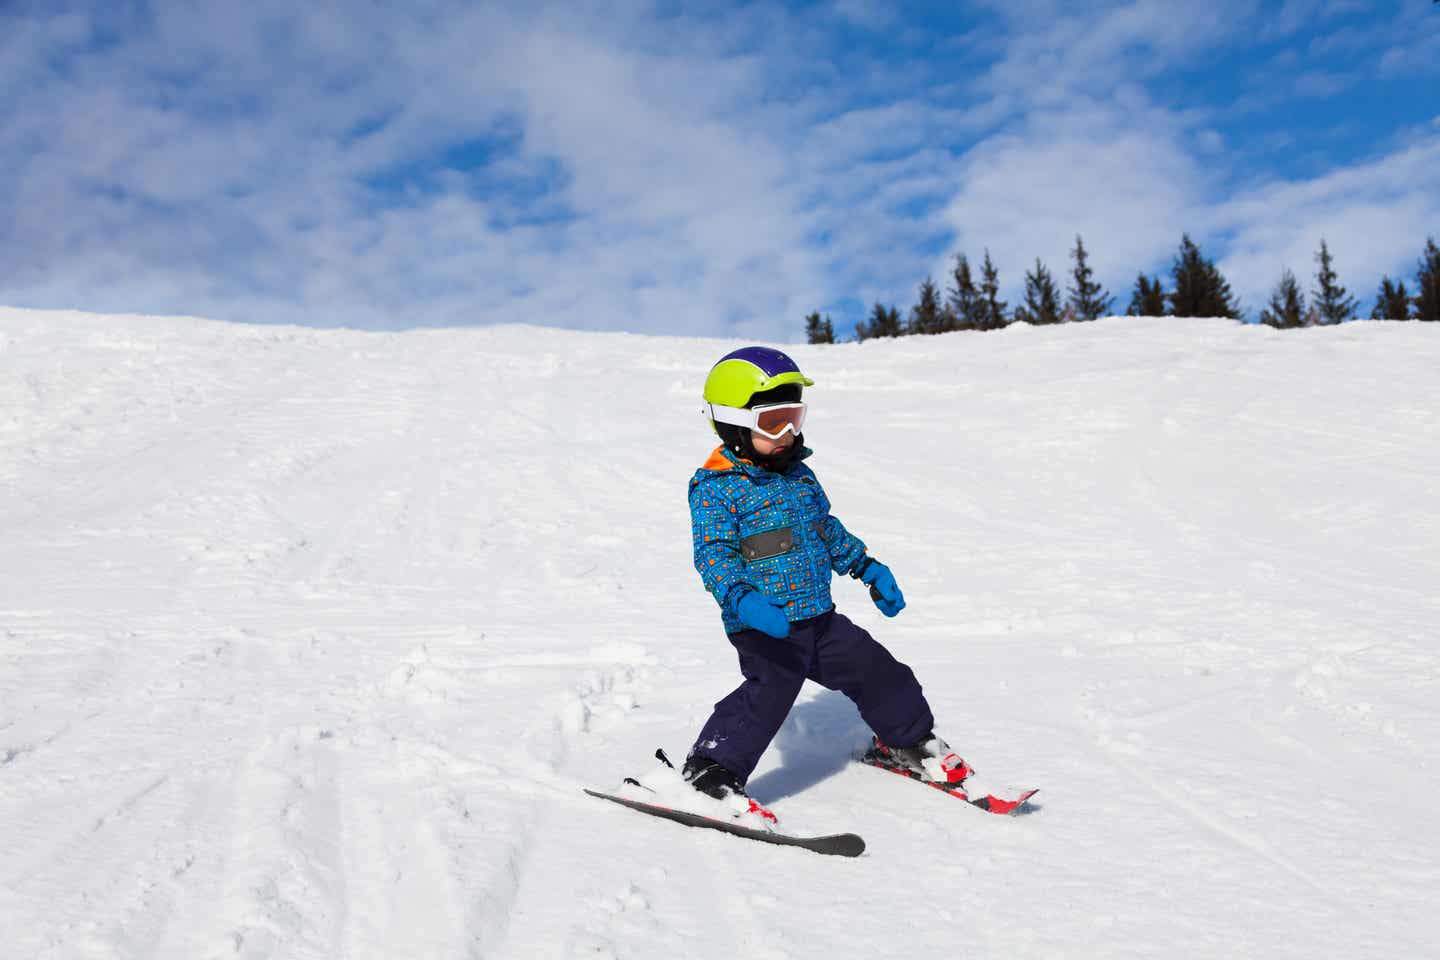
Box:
[752,403,806,439]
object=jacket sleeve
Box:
[690,481,754,619]
[803,466,868,575]
[818,512,867,576]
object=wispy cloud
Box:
[3,2,831,335]
[1216,127,1440,310]
[937,103,1209,299]
[930,0,1440,314]
[1,0,1436,337]
[828,0,896,32]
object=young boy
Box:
[683,346,976,814]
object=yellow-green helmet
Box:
[702,346,814,408]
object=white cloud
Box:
[829,0,895,31]
[1216,132,1440,310]
[933,98,1438,319]
[936,102,1207,303]
[927,0,1440,316]
[975,0,1251,108]
[1,1,838,337]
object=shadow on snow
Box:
[745,689,870,805]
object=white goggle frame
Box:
[707,401,807,440]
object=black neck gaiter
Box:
[750,432,805,474]
[717,423,804,473]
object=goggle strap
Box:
[707,403,754,428]
[707,402,805,440]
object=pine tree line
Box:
[1258,237,1440,328]
[805,234,1440,343]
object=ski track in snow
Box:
[2,309,1439,958]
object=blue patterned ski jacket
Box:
[689,445,868,633]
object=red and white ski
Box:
[857,750,1038,815]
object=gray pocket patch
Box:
[740,526,794,562]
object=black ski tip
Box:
[824,833,867,857]
[654,747,675,769]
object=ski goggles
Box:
[708,401,807,440]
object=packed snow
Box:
[2,306,1438,959]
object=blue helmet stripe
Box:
[718,346,802,378]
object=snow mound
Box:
[3,307,1439,959]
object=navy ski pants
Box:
[689,607,934,783]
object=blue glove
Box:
[735,590,791,638]
[855,558,905,617]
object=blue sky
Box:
[2,0,1437,340]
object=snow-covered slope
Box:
[2,307,1437,959]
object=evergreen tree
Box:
[939,303,959,332]
[1066,235,1112,321]
[907,277,946,335]
[1371,277,1411,321]
[1127,273,1167,316]
[946,254,986,330]
[1311,239,1356,324]
[859,301,903,340]
[884,303,903,336]
[804,311,836,343]
[1258,268,1307,328]
[1168,234,1242,319]
[1016,258,1062,325]
[979,250,1008,330]
[1415,237,1440,322]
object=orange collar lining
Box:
[700,445,753,471]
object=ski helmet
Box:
[703,346,814,409]
[703,346,813,461]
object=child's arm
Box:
[689,484,755,620]
[816,512,868,576]
[822,514,905,616]
[808,474,905,616]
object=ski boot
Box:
[682,756,778,825]
[866,733,974,786]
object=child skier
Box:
[683,346,978,816]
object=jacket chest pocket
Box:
[740,526,794,561]
[735,489,795,562]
